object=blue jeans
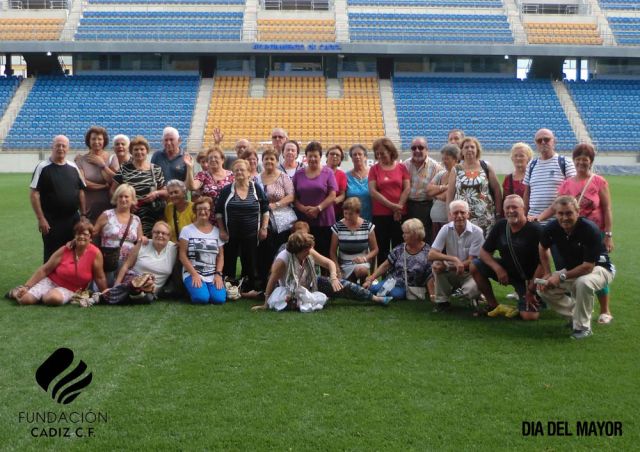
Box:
[370,281,406,300]
[184,276,227,304]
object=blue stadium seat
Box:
[0,77,20,119]
[4,75,200,150]
[392,77,575,151]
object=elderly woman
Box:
[429,144,459,240]
[280,140,303,177]
[446,137,502,236]
[112,134,131,166]
[14,220,107,306]
[253,232,392,311]
[363,219,432,300]
[75,126,120,223]
[216,159,270,292]
[104,221,178,304]
[184,146,234,223]
[93,184,143,281]
[503,142,533,199]
[329,197,378,284]
[112,135,167,238]
[293,141,338,258]
[240,148,261,182]
[256,147,296,285]
[326,145,347,220]
[554,143,614,324]
[179,196,226,304]
[368,137,410,266]
[345,144,372,222]
[164,179,195,242]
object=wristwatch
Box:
[559,272,567,282]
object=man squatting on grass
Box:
[536,196,615,340]
[470,195,544,320]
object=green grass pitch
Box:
[0,173,638,450]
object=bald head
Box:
[235,139,251,157]
[51,135,70,163]
[271,127,288,152]
[534,128,556,159]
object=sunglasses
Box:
[536,137,552,144]
[411,145,426,151]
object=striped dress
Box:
[331,219,374,278]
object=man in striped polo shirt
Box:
[523,128,576,224]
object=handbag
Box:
[403,245,427,300]
[270,205,298,234]
[101,214,134,273]
[149,165,167,215]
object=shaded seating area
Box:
[0,18,65,41]
[524,22,603,45]
[257,18,336,42]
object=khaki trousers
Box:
[538,267,614,331]
[435,270,479,304]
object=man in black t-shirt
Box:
[30,135,86,262]
[470,195,543,320]
[537,196,615,340]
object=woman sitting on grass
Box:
[102,221,178,304]
[12,220,107,306]
[253,232,392,312]
[363,219,432,300]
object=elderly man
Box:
[224,138,251,170]
[470,195,543,320]
[523,128,576,224]
[447,129,465,147]
[537,196,615,340]
[428,200,483,312]
[271,127,288,156]
[30,135,86,262]
[151,126,186,182]
[402,137,442,243]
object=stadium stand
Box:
[347,0,502,6]
[204,76,384,150]
[392,77,576,151]
[599,0,640,11]
[566,79,640,152]
[607,17,640,46]
[75,11,244,41]
[257,19,336,42]
[0,78,21,117]
[0,18,65,41]
[348,13,514,43]
[3,75,199,150]
[88,0,244,3]
[524,22,603,45]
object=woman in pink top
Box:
[15,221,107,306]
[326,145,347,220]
[368,137,410,266]
[557,143,614,324]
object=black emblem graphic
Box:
[35,348,92,405]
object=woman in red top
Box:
[326,145,347,220]
[368,137,410,266]
[15,221,107,306]
[502,142,533,199]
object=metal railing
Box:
[9,0,69,9]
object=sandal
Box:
[598,313,613,324]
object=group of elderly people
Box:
[10,125,616,339]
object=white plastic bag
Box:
[295,286,328,313]
[267,286,291,311]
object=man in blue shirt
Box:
[151,126,186,182]
[537,195,615,340]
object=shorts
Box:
[472,258,537,312]
[27,277,75,304]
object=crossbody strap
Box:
[506,225,527,281]
[577,174,595,207]
[119,214,134,248]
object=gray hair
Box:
[166,179,187,194]
[440,144,460,160]
[402,218,426,241]
[113,134,130,148]
[163,126,180,140]
[449,200,469,213]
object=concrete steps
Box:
[0,77,35,150]
[242,0,258,42]
[503,0,526,44]
[187,77,214,152]
[552,80,592,146]
[61,0,83,41]
[378,79,401,148]
[326,78,342,98]
[333,0,349,42]
[586,0,617,46]
[249,77,265,98]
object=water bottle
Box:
[378,277,396,296]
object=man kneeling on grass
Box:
[537,196,615,340]
[470,195,543,320]
[428,200,482,312]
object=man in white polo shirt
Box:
[523,128,576,224]
[428,200,483,312]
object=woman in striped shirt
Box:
[329,197,378,284]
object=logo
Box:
[35,348,92,405]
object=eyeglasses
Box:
[272,135,285,139]
[328,152,341,157]
[536,137,552,144]
[411,145,426,151]
[152,230,169,236]
[196,208,211,212]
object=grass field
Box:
[1,173,638,451]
